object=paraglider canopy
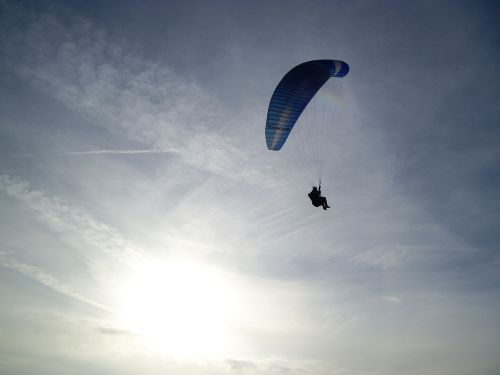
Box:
[265,60,349,151]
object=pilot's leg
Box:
[321,197,330,209]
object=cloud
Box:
[0,250,112,312]
[14,148,179,158]
[0,2,255,181]
[0,174,147,267]
[350,245,408,270]
[384,295,402,304]
[224,357,330,375]
[226,359,258,372]
[96,326,133,336]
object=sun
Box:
[116,259,234,357]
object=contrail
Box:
[13,148,179,158]
[61,148,178,155]
[0,174,150,267]
[0,250,114,313]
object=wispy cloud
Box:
[61,149,177,156]
[14,148,179,158]
[0,2,254,181]
[0,174,147,267]
[384,295,402,304]
[224,357,330,375]
[0,250,112,312]
[350,245,408,270]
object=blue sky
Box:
[1,1,499,374]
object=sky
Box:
[1,0,499,374]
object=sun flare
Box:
[117,260,234,357]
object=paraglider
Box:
[308,185,330,210]
[265,59,349,210]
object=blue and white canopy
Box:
[265,60,349,151]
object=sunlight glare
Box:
[117,260,234,357]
